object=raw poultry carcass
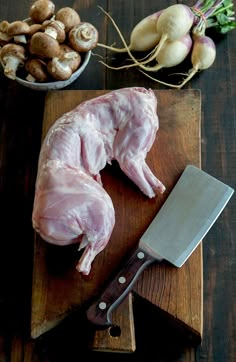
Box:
[32,87,165,275]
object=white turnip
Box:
[139,34,216,89]
[140,4,195,64]
[177,34,216,88]
[149,33,193,71]
[101,33,193,73]
[97,8,162,52]
[96,1,233,88]
[98,4,194,68]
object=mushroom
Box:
[47,44,82,81]
[0,43,26,79]
[29,32,60,58]
[25,58,48,82]
[0,21,12,44]
[29,23,42,37]
[59,44,81,72]
[7,20,30,44]
[47,57,73,81]
[69,22,99,52]
[55,7,81,33]
[41,19,66,43]
[30,0,55,23]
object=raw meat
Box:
[32,87,165,275]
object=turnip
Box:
[101,33,193,73]
[148,33,193,71]
[96,1,235,88]
[97,7,162,52]
[139,34,216,89]
[98,4,194,68]
[139,4,195,64]
[177,34,216,88]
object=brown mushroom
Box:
[7,20,30,44]
[0,20,9,33]
[0,21,12,44]
[29,23,42,37]
[47,57,73,81]
[69,22,99,52]
[30,0,55,23]
[25,58,48,82]
[47,44,82,81]
[41,19,66,43]
[59,44,81,72]
[55,7,81,33]
[0,43,26,79]
[29,32,60,58]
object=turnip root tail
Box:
[139,70,181,88]
[176,69,198,89]
[97,42,131,53]
[99,60,163,72]
[136,34,168,65]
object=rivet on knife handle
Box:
[86,248,158,327]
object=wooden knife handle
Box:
[86,247,160,327]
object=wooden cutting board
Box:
[31,89,202,352]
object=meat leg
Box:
[32,162,115,275]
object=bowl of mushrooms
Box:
[0,0,98,91]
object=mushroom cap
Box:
[55,7,81,33]
[0,43,26,64]
[7,21,30,36]
[25,58,48,82]
[69,22,99,52]
[0,20,9,33]
[30,0,55,23]
[47,57,72,80]
[42,19,66,43]
[29,23,42,37]
[59,44,81,72]
[30,32,61,58]
[0,21,11,44]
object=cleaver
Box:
[87,165,234,327]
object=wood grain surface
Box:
[31,89,202,351]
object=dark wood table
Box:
[0,1,235,361]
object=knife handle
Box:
[86,247,161,327]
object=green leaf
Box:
[193,0,236,34]
[217,21,236,33]
[222,0,232,7]
[217,13,231,25]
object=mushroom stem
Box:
[14,35,27,44]
[26,73,37,82]
[44,26,58,39]
[4,56,22,79]
[81,28,93,41]
[47,56,73,80]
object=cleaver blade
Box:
[87,165,234,327]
